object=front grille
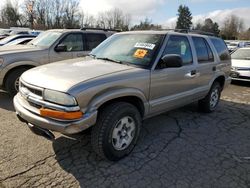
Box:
[20,82,43,98]
[20,81,44,110]
[28,101,42,109]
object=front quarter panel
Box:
[68,68,151,116]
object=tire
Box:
[5,68,27,97]
[198,82,222,113]
[91,102,142,161]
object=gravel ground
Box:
[0,81,250,188]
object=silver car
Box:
[14,31,231,160]
[230,48,250,81]
[0,29,114,96]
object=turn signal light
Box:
[40,108,83,120]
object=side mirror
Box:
[158,54,183,69]
[55,44,67,52]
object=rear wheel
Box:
[91,102,142,161]
[198,82,222,113]
[5,68,27,96]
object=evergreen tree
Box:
[176,5,192,30]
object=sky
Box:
[80,0,250,28]
[1,0,250,29]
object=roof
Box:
[46,29,116,34]
[117,30,220,38]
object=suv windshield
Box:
[28,31,61,47]
[231,48,250,60]
[91,33,164,67]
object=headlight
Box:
[43,89,77,106]
[231,66,237,71]
[0,57,4,66]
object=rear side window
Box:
[210,38,230,61]
[192,37,214,63]
[86,33,107,51]
[163,35,193,65]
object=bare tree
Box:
[220,15,244,40]
[0,0,23,27]
[131,18,162,31]
[96,8,131,30]
[62,0,80,28]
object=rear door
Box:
[86,33,107,50]
[191,36,216,88]
[150,34,199,114]
[71,33,107,58]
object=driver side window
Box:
[59,34,83,52]
[163,35,193,65]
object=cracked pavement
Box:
[0,81,250,188]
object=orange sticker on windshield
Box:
[133,49,148,59]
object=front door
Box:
[49,33,84,62]
[150,35,199,114]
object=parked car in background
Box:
[29,30,43,36]
[0,34,36,46]
[4,37,34,46]
[0,28,116,95]
[227,41,247,53]
[230,47,250,81]
[0,29,12,40]
[14,30,231,161]
[9,30,30,35]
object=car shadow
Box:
[231,80,250,87]
[0,90,14,111]
[52,100,250,187]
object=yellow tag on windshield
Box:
[133,49,148,59]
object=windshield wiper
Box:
[96,57,123,64]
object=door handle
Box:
[212,66,216,71]
[185,70,197,78]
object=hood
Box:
[232,59,250,68]
[21,58,136,92]
[0,44,44,55]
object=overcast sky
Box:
[2,0,250,28]
[80,0,250,28]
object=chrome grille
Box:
[20,82,43,99]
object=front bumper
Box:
[230,70,250,81]
[14,93,97,134]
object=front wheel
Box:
[5,68,28,96]
[91,102,142,161]
[198,82,222,113]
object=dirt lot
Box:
[0,82,250,188]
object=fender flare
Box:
[1,61,37,86]
[87,88,149,115]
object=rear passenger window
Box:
[211,38,230,61]
[192,37,214,63]
[163,35,193,65]
[86,33,107,51]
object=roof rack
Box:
[162,29,216,36]
[80,27,122,32]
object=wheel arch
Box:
[87,89,149,118]
[213,75,225,90]
[3,63,36,88]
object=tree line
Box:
[0,0,249,40]
[175,5,249,40]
